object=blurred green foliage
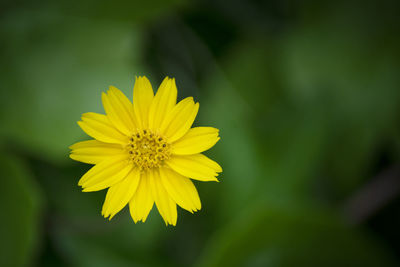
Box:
[0,155,42,266]
[197,206,393,267]
[1,0,400,266]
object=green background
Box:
[1,0,400,266]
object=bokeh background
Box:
[1,0,400,266]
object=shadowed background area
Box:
[1,0,400,266]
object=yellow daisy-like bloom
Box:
[70,76,222,226]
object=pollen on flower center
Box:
[126,129,171,171]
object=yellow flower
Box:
[70,76,222,226]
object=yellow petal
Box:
[69,140,124,164]
[160,97,199,142]
[148,169,177,226]
[102,86,136,135]
[171,127,220,155]
[78,155,132,192]
[129,171,154,223]
[160,167,201,213]
[102,168,141,219]
[133,76,154,129]
[148,77,177,131]
[166,154,222,181]
[78,112,128,144]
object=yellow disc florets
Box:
[126,129,171,171]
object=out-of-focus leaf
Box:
[222,39,286,114]
[0,11,143,163]
[0,154,42,267]
[281,5,400,194]
[1,0,187,23]
[57,0,187,23]
[224,40,327,195]
[52,212,168,267]
[200,46,326,221]
[200,73,265,221]
[197,205,396,267]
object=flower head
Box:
[70,76,222,225]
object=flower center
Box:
[126,129,171,171]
